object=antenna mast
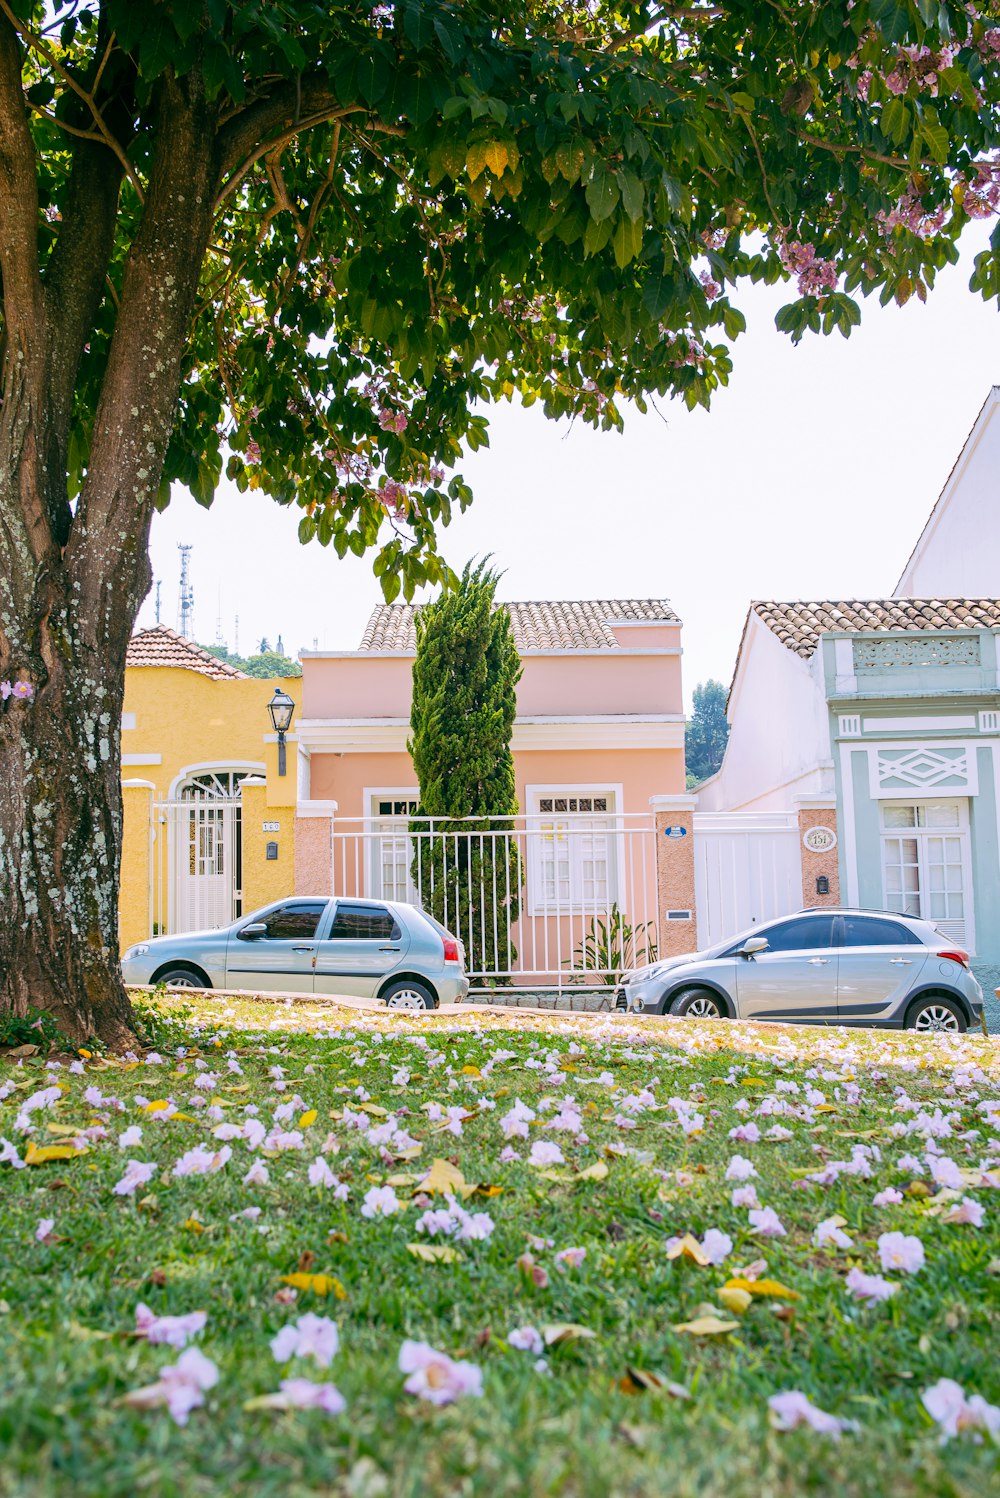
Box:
[177,544,194,637]
[154,580,161,625]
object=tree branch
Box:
[0,0,144,201]
[214,75,404,210]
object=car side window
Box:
[842,916,920,947]
[327,904,400,941]
[262,903,326,940]
[760,916,836,953]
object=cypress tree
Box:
[408,561,522,980]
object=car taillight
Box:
[442,937,460,964]
[938,948,970,969]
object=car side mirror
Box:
[738,937,769,958]
[238,922,268,941]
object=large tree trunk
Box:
[0,25,220,1046]
[0,599,142,1051]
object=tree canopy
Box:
[8,2,1000,604]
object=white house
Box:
[895,386,1000,598]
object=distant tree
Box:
[409,562,521,980]
[685,681,730,786]
[241,651,302,679]
[200,644,301,678]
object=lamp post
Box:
[267,687,295,776]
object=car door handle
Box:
[292,945,315,953]
[889,958,912,965]
[380,946,401,953]
[808,957,831,964]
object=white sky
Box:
[141,220,1000,708]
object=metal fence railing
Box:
[330,812,659,988]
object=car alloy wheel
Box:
[912,1002,962,1033]
[386,987,430,1010]
[158,970,202,989]
[685,994,722,1018]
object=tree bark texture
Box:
[0,23,221,1045]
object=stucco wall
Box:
[300,640,683,722]
[121,668,301,797]
[308,746,684,822]
[895,392,1000,598]
[698,614,833,813]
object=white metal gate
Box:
[152,785,243,934]
[694,812,802,948]
[330,812,659,988]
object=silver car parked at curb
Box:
[121,896,469,1009]
[620,908,984,1033]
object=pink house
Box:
[293,600,693,987]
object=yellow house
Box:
[119,626,302,951]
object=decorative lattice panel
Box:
[853,636,980,670]
[875,746,971,792]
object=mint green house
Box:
[696,600,1000,964]
[825,614,1000,959]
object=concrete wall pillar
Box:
[795,799,840,908]
[295,800,338,895]
[120,780,155,953]
[650,794,699,957]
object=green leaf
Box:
[618,170,645,222]
[921,118,949,165]
[356,48,392,107]
[881,97,910,147]
[586,171,619,223]
[612,213,642,269]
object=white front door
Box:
[880,799,973,950]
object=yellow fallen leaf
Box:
[666,1234,711,1267]
[618,1367,691,1398]
[298,1110,317,1129]
[280,1273,347,1299]
[144,1100,171,1113]
[359,1103,388,1117]
[672,1315,739,1336]
[575,1160,609,1182]
[419,1158,475,1199]
[741,1078,768,1086]
[45,1123,88,1137]
[542,1323,596,1347]
[182,1217,205,1234]
[406,1243,463,1264]
[460,1065,482,1078]
[77,1048,92,1059]
[24,1141,86,1165]
[723,1277,800,1301]
[385,1173,419,1187]
[717,1287,753,1315]
[813,1105,837,1114]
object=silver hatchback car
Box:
[621,908,984,1032]
[121,896,469,1009]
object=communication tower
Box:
[177,544,194,637]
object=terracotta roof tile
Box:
[126,626,248,678]
[752,599,1000,659]
[358,599,678,653]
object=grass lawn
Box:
[0,996,998,1497]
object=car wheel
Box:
[905,995,966,1034]
[154,966,208,990]
[383,980,436,1011]
[668,987,726,1019]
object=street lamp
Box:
[267,687,295,776]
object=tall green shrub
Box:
[409,562,522,980]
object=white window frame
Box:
[878,797,975,952]
[362,786,420,902]
[525,782,623,916]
